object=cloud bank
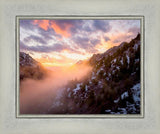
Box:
[20,19,140,67]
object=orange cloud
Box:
[33,20,49,31]
[111,32,135,45]
[50,21,72,37]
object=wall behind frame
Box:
[0,0,160,134]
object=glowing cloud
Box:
[20,19,140,68]
[33,20,49,31]
[50,21,72,37]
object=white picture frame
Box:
[0,0,160,134]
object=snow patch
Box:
[126,55,130,64]
[135,58,139,63]
[120,58,123,65]
[108,73,111,77]
[133,43,138,50]
[116,66,120,70]
[106,77,109,81]
[105,109,111,113]
[114,98,120,103]
[73,83,81,95]
[112,70,116,75]
[118,108,127,114]
[91,72,96,80]
[96,68,103,75]
[113,58,117,63]
[91,76,96,80]
[131,83,140,103]
[85,85,88,92]
[121,91,129,100]
[131,72,136,76]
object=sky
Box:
[20,19,140,67]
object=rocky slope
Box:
[20,52,47,80]
[48,33,141,114]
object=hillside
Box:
[20,52,47,80]
[47,34,141,114]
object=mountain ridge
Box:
[20,52,47,80]
[47,33,141,114]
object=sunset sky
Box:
[20,19,140,67]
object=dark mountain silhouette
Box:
[47,34,141,114]
[20,52,47,80]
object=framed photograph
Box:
[0,0,160,134]
[16,16,144,118]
